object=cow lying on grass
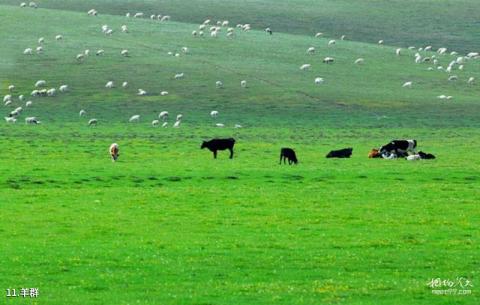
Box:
[201,138,235,159]
[380,139,417,157]
[280,148,298,165]
[406,151,436,160]
[326,148,352,158]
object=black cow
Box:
[326,148,353,158]
[380,140,417,157]
[201,138,235,159]
[418,151,436,159]
[280,148,298,165]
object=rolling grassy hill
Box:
[0,2,479,305]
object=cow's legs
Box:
[229,148,234,159]
[213,150,217,159]
[279,155,283,165]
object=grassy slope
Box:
[0,3,479,305]
[1,0,480,53]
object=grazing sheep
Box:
[354,58,364,64]
[25,101,33,107]
[328,39,336,46]
[210,110,219,118]
[79,109,86,116]
[306,47,315,55]
[160,91,169,96]
[38,37,44,44]
[300,64,311,71]
[137,89,147,96]
[76,54,85,61]
[121,25,128,33]
[121,49,129,57]
[234,124,242,128]
[378,40,384,45]
[29,2,38,8]
[402,81,412,88]
[181,47,189,54]
[96,49,105,56]
[126,13,131,17]
[176,114,183,121]
[25,117,41,124]
[265,27,273,35]
[35,80,46,87]
[30,90,39,96]
[314,77,324,85]
[129,115,140,123]
[396,48,401,56]
[240,80,247,88]
[36,46,43,54]
[122,81,128,88]
[161,16,170,22]
[467,77,475,84]
[424,46,432,51]
[47,88,56,96]
[18,95,24,101]
[216,81,223,88]
[215,123,225,127]
[437,47,447,55]
[159,111,169,121]
[4,100,12,106]
[341,35,346,40]
[450,51,458,56]
[88,119,97,126]
[5,117,16,123]
[8,85,15,92]
[192,30,198,37]
[162,122,168,127]
[20,2,27,7]
[437,95,452,100]
[10,107,23,117]
[323,57,334,63]
[315,32,323,37]
[55,35,63,41]
[448,75,458,81]
[23,48,33,55]
[174,73,184,79]
[173,120,181,128]
[210,31,218,38]
[150,14,155,20]
[105,81,114,88]
[152,119,160,127]
[406,154,421,161]
[134,12,144,18]
[84,49,90,56]
[59,85,69,92]
[87,9,98,16]
[199,31,204,37]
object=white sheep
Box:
[160,91,169,96]
[406,154,421,161]
[79,109,86,116]
[314,77,324,85]
[23,48,33,55]
[315,32,323,38]
[137,89,147,96]
[210,31,218,38]
[87,9,98,16]
[96,49,105,56]
[122,81,128,88]
[241,80,247,88]
[20,2,27,7]
[395,48,401,56]
[210,110,219,118]
[8,85,15,92]
[215,123,225,128]
[328,39,336,46]
[341,35,346,40]
[47,88,56,96]
[161,16,170,22]
[76,54,85,61]
[84,49,90,56]
[29,2,37,8]
[448,75,458,81]
[18,95,24,101]
[152,119,160,126]
[25,101,33,107]
[126,13,131,17]
[175,73,184,79]
[134,12,144,18]
[467,77,475,84]
[216,81,223,88]
[192,30,198,37]
[378,40,384,45]
[4,100,12,106]
[121,49,129,57]
[173,120,181,128]
[234,124,243,128]
[150,14,156,20]
[162,122,168,128]
[105,81,114,88]
[181,47,189,54]
[306,47,315,55]
[25,117,41,124]
[55,35,63,41]
[129,115,140,123]
[402,81,412,88]
[300,64,311,71]
[5,117,16,123]
[35,80,46,87]
[59,85,69,92]
[159,111,169,121]
[176,114,183,121]
[36,46,43,54]
[88,119,97,126]
[4,95,12,103]
[121,25,128,33]
[424,46,432,51]
[354,58,364,64]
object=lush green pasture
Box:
[0,3,479,305]
[1,0,480,53]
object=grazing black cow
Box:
[201,138,235,159]
[280,148,298,165]
[326,148,353,158]
[418,151,436,159]
[380,140,417,156]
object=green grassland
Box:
[0,2,479,305]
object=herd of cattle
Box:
[109,138,436,163]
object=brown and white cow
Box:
[109,143,119,161]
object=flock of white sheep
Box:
[5,2,479,127]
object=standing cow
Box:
[201,138,235,159]
[380,139,417,157]
[109,143,119,162]
[280,148,298,165]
